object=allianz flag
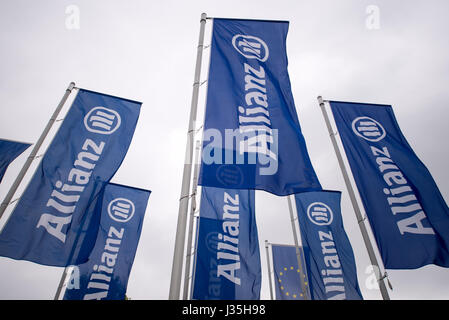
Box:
[63,182,150,300]
[0,139,31,183]
[0,89,141,266]
[191,186,261,299]
[198,18,321,196]
[271,244,309,300]
[330,101,449,269]
[295,191,363,300]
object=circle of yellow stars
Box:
[278,266,308,299]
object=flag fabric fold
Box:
[0,89,142,267]
[198,18,321,196]
[295,191,363,300]
[330,101,449,269]
[0,139,31,183]
[191,186,261,299]
[63,182,150,300]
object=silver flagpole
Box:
[287,195,309,300]
[182,140,201,299]
[189,215,200,300]
[317,95,390,300]
[169,13,207,300]
[0,82,76,221]
[264,240,274,300]
[54,266,72,300]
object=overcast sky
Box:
[0,0,448,300]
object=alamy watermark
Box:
[365,5,381,30]
[188,125,279,176]
[65,5,80,30]
[364,264,380,290]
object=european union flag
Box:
[0,139,31,183]
[271,244,309,300]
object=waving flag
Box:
[330,101,449,269]
[0,89,141,267]
[191,186,261,299]
[271,244,309,300]
[0,139,31,183]
[295,191,363,300]
[63,183,150,300]
[198,18,321,196]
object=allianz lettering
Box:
[36,138,105,242]
[370,145,435,235]
[238,63,276,161]
[308,202,346,299]
[216,191,241,286]
[352,116,435,236]
[36,106,121,243]
[233,34,277,165]
[319,230,346,299]
[83,225,124,300]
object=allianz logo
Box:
[351,116,386,142]
[107,198,135,223]
[307,202,334,226]
[84,106,121,135]
[232,34,269,62]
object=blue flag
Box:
[63,183,150,300]
[295,191,363,300]
[0,139,31,183]
[0,89,141,266]
[191,186,261,299]
[198,18,321,196]
[330,101,449,269]
[271,244,309,300]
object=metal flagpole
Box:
[189,215,200,300]
[182,140,201,299]
[264,240,274,300]
[54,266,72,300]
[287,195,309,300]
[169,13,207,300]
[0,82,76,221]
[317,95,390,300]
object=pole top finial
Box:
[317,96,324,105]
